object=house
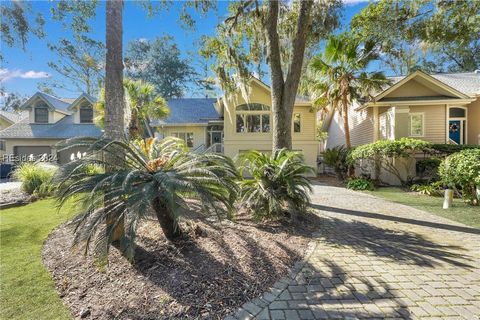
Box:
[323,70,480,183]
[150,78,319,172]
[0,92,102,164]
[0,78,319,172]
[0,110,28,155]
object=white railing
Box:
[203,143,224,154]
[191,144,206,153]
[448,138,458,145]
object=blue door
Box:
[449,120,461,144]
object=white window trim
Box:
[409,112,425,137]
[235,111,271,134]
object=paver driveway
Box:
[230,181,480,319]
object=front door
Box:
[448,120,462,144]
[210,131,222,145]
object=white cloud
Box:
[342,0,372,6]
[0,68,50,82]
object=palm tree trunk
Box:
[342,100,352,149]
[105,0,125,243]
[151,197,182,240]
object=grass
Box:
[366,187,480,229]
[0,199,75,320]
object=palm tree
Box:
[55,137,239,260]
[94,79,170,139]
[239,149,313,221]
[305,35,390,149]
[124,79,169,139]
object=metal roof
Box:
[151,98,220,125]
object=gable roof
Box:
[0,115,102,139]
[0,110,28,124]
[150,98,220,126]
[374,70,472,102]
[20,92,72,115]
[67,93,96,110]
[249,77,311,105]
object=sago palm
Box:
[55,137,239,259]
[304,35,390,149]
[94,79,169,139]
[239,149,314,221]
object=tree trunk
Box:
[265,0,313,152]
[342,100,352,150]
[105,0,125,243]
[151,196,182,240]
[104,0,125,142]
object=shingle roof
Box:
[151,98,220,125]
[0,110,28,124]
[388,72,480,97]
[0,115,102,139]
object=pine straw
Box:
[42,211,316,319]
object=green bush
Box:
[350,138,432,186]
[346,178,374,191]
[416,157,441,180]
[322,146,351,181]
[13,162,57,197]
[439,149,480,205]
[430,144,480,155]
[410,181,444,196]
[239,149,314,221]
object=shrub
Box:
[322,146,351,180]
[430,144,480,156]
[416,157,441,181]
[55,137,239,260]
[439,149,480,205]
[346,178,374,191]
[350,138,432,186]
[13,162,57,197]
[410,181,443,196]
[239,149,314,221]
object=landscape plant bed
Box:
[43,211,315,319]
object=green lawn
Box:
[366,187,480,229]
[0,199,75,320]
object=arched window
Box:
[79,103,93,123]
[235,103,271,133]
[34,102,49,123]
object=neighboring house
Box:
[151,78,318,172]
[323,70,480,183]
[0,92,102,164]
[0,110,28,155]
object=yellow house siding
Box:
[0,118,12,131]
[222,80,318,173]
[407,105,446,143]
[157,125,207,149]
[467,97,480,144]
[386,79,445,98]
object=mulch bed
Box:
[43,210,317,319]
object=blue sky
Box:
[1,0,370,99]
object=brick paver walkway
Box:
[229,181,480,319]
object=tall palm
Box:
[94,79,170,139]
[305,35,390,149]
[55,137,239,260]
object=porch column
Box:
[373,106,379,141]
[393,106,410,139]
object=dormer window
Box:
[79,104,93,123]
[34,103,49,123]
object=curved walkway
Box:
[229,181,480,319]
